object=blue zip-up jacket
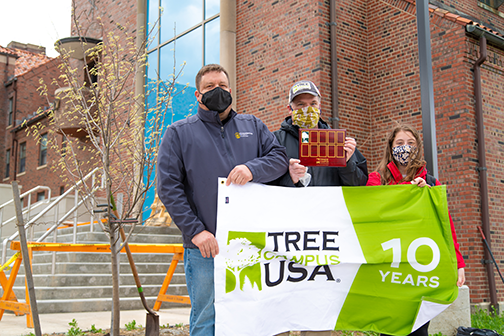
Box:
[157,106,288,248]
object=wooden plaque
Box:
[299,129,346,167]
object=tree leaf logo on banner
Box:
[225,231,266,292]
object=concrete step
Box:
[15,261,185,276]
[32,223,183,238]
[13,272,187,287]
[1,224,189,313]
[2,225,184,261]
[37,232,183,244]
[21,224,182,245]
[12,295,188,313]
[13,282,187,300]
[13,251,181,264]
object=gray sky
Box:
[0,0,71,57]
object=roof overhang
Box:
[466,24,504,50]
[55,36,102,60]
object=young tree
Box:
[29,9,187,335]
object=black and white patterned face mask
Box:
[392,145,415,166]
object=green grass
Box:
[49,309,504,336]
[472,308,504,333]
[66,319,85,336]
[47,309,503,336]
[339,332,378,336]
[89,324,103,333]
[124,320,142,331]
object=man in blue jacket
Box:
[157,64,288,336]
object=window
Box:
[19,142,26,173]
[144,0,220,212]
[37,191,45,202]
[147,0,220,124]
[478,0,504,10]
[7,98,13,126]
[61,140,67,157]
[59,186,65,195]
[85,60,98,86]
[39,133,48,166]
[5,149,10,178]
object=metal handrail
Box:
[0,186,51,211]
[36,189,97,243]
[0,186,52,228]
[1,197,49,228]
[0,186,52,245]
[1,167,102,264]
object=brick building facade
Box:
[0,42,63,204]
[237,0,504,308]
[2,0,504,308]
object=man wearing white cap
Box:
[273,80,368,336]
[271,80,368,189]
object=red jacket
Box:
[367,162,466,268]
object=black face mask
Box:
[200,87,232,113]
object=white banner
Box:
[214,179,458,336]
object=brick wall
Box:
[356,0,504,305]
[2,57,63,204]
[334,0,370,155]
[474,41,504,303]
[71,0,137,41]
[366,0,423,169]
[236,0,334,130]
[0,62,8,180]
[430,17,485,303]
[364,0,504,305]
[230,0,504,305]
[0,54,17,181]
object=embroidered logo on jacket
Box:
[235,132,254,139]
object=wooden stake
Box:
[11,181,42,336]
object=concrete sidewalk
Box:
[3,307,191,336]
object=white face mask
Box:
[291,106,320,129]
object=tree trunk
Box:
[109,220,121,336]
[105,137,120,336]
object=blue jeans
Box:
[184,248,215,336]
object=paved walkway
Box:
[3,307,191,336]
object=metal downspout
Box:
[473,36,497,311]
[12,139,18,181]
[3,51,9,83]
[12,79,18,181]
[329,0,339,129]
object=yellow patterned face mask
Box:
[292,106,320,129]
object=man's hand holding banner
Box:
[214,179,459,336]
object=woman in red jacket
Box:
[367,124,465,336]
